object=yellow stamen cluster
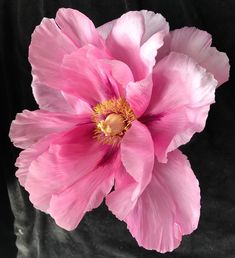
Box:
[92,98,136,145]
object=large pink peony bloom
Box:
[9,8,229,253]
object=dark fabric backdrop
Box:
[1,0,235,257]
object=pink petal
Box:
[124,150,200,253]
[157,27,230,86]
[29,15,106,110]
[106,11,168,80]
[106,161,138,220]
[120,120,154,199]
[146,106,210,163]
[24,124,109,212]
[29,18,77,89]
[55,8,103,48]
[144,52,217,162]
[125,75,152,118]
[47,151,118,230]
[15,133,58,187]
[9,110,90,149]
[60,46,132,105]
[104,59,134,98]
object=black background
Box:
[1,0,235,257]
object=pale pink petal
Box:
[139,10,169,72]
[125,75,152,118]
[97,19,116,39]
[55,8,103,48]
[124,150,200,253]
[32,81,75,114]
[60,46,132,105]
[147,52,217,115]
[120,120,154,199]
[157,27,230,86]
[29,18,77,89]
[24,124,109,212]
[98,10,169,43]
[47,151,118,230]
[32,81,92,115]
[61,93,93,115]
[139,10,169,43]
[144,52,217,162]
[9,109,90,149]
[140,32,166,73]
[106,11,168,80]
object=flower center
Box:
[97,113,126,137]
[92,98,136,145]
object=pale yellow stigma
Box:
[92,98,136,145]
[97,114,126,137]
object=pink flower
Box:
[9,8,229,253]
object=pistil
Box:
[92,98,136,145]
